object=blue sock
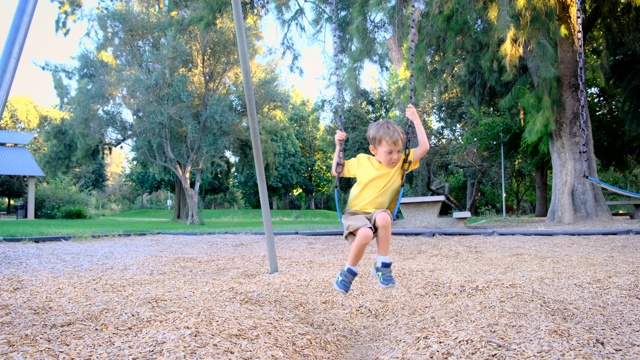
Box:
[345,264,358,273]
[376,255,390,267]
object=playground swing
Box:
[332,0,419,222]
[575,0,640,199]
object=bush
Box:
[60,206,90,219]
[35,178,93,219]
[203,188,243,209]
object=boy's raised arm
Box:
[332,130,347,176]
[406,104,430,162]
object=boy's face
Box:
[369,140,404,169]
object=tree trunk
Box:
[283,193,290,210]
[271,195,277,210]
[546,0,610,224]
[175,170,200,225]
[173,175,188,221]
[466,178,474,212]
[309,194,315,210]
[183,186,200,225]
[534,164,548,217]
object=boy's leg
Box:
[335,226,374,294]
[372,211,396,287]
[347,227,375,267]
[373,211,392,256]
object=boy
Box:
[332,104,430,294]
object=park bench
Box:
[394,196,471,229]
[606,200,640,219]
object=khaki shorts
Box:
[341,209,392,241]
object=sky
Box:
[0,0,89,107]
[0,1,368,109]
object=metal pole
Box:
[0,0,38,116]
[231,0,278,273]
[501,139,506,218]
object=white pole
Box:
[231,0,278,273]
[501,139,506,218]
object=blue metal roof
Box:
[0,130,36,145]
[0,146,45,176]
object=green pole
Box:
[230,0,278,273]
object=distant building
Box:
[0,130,45,219]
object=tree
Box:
[547,0,609,223]
[585,1,640,187]
[288,93,332,209]
[1,95,64,154]
[0,176,25,212]
[294,0,640,223]
[50,0,267,224]
[39,117,109,192]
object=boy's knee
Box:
[375,212,392,229]
[354,227,374,242]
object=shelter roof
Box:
[0,130,36,145]
[0,146,45,177]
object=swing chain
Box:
[408,1,418,106]
[576,0,589,178]
[400,0,419,186]
[332,0,345,184]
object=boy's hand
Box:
[406,103,430,162]
[335,130,347,146]
[406,104,421,124]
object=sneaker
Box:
[372,262,396,288]
[334,267,358,294]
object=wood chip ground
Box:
[1,220,640,359]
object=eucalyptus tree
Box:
[48,1,268,224]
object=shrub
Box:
[35,178,93,219]
[60,206,90,219]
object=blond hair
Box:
[367,120,405,147]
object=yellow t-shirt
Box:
[342,149,419,213]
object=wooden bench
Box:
[394,196,471,229]
[606,201,640,219]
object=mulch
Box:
[1,220,640,358]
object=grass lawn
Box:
[0,209,342,238]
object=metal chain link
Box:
[332,0,345,185]
[576,0,589,178]
[400,0,419,186]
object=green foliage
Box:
[39,116,109,192]
[1,96,63,156]
[235,118,304,209]
[203,187,243,209]
[597,160,640,201]
[60,206,90,219]
[35,178,92,219]
[0,176,26,201]
[47,0,271,224]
